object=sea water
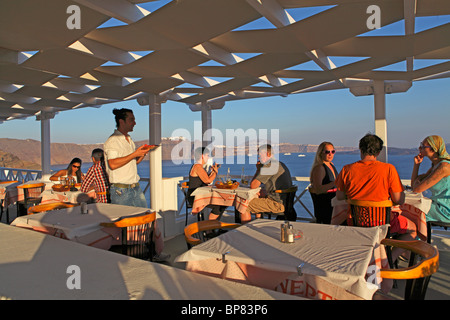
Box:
[144,153,432,182]
[53,153,431,219]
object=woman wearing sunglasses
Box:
[411,135,450,223]
[309,142,339,224]
[50,157,84,183]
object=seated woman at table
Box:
[188,147,227,220]
[309,141,339,224]
[411,135,450,224]
[50,158,84,183]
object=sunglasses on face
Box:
[419,143,432,150]
[72,165,81,169]
[324,150,336,155]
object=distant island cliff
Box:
[0,138,437,170]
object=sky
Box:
[0,3,449,149]
[1,77,448,149]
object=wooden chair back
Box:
[17,182,45,216]
[28,202,79,214]
[347,199,396,270]
[0,180,18,185]
[184,220,240,249]
[379,239,439,300]
[17,182,45,199]
[347,199,393,227]
[100,211,156,261]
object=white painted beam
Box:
[73,0,149,24]
[404,0,417,72]
[191,42,243,66]
[69,37,143,65]
[246,0,295,28]
[171,71,219,88]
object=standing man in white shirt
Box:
[104,108,169,262]
[104,108,151,207]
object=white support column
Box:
[148,94,163,212]
[201,103,212,147]
[37,111,55,177]
[373,80,388,163]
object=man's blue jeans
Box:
[110,183,147,208]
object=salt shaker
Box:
[287,225,294,243]
[81,202,87,214]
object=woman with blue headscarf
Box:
[411,135,450,223]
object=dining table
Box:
[0,223,302,300]
[176,219,389,300]
[1,179,54,223]
[190,185,260,222]
[331,191,431,241]
[1,180,52,209]
[0,180,20,221]
[0,180,20,205]
[10,203,163,251]
[39,187,95,204]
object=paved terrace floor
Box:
[2,208,449,300]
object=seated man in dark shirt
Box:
[242,144,294,223]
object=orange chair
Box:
[347,199,397,270]
[348,199,394,228]
[377,238,439,300]
[100,211,156,261]
[17,182,45,217]
[184,220,241,249]
[27,202,79,214]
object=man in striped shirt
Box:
[81,148,110,203]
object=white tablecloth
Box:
[1,180,53,207]
[40,189,94,204]
[0,180,20,203]
[402,191,432,213]
[0,223,302,300]
[176,220,388,300]
[191,186,260,200]
[190,186,260,215]
[11,203,161,250]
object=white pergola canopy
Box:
[0,0,449,121]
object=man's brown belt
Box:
[111,183,139,189]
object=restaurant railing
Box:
[174,175,412,223]
[1,166,410,224]
[0,167,42,182]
